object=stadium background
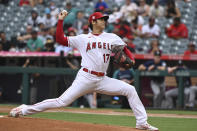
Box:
[0,0,197,110]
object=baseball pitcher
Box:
[10,10,158,131]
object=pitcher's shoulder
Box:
[73,34,89,39]
[79,33,92,38]
[103,32,119,37]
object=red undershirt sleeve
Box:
[56,20,69,46]
[123,46,135,62]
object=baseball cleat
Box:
[9,104,27,117]
[136,123,159,131]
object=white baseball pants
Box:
[22,68,148,125]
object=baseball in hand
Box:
[61,10,68,15]
[59,10,68,20]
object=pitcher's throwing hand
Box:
[58,10,68,20]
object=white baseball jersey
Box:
[67,32,126,73]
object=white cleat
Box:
[136,123,159,131]
[9,104,27,117]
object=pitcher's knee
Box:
[130,85,136,92]
[124,85,137,97]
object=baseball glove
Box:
[113,51,134,69]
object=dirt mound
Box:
[0,116,139,131]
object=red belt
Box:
[83,68,105,77]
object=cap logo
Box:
[92,16,95,19]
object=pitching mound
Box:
[0,116,139,131]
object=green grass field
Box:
[1,104,197,131]
[114,108,197,115]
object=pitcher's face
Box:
[94,18,106,30]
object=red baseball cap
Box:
[88,12,109,23]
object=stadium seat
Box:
[160,34,167,40]
[176,0,185,8]
[169,46,179,54]
[180,38,189,43]
[133,37,144,46]
[191,1,197,7]
[164,38,174,46]
[143,16,149,25]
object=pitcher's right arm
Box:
[56,10,69,46]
